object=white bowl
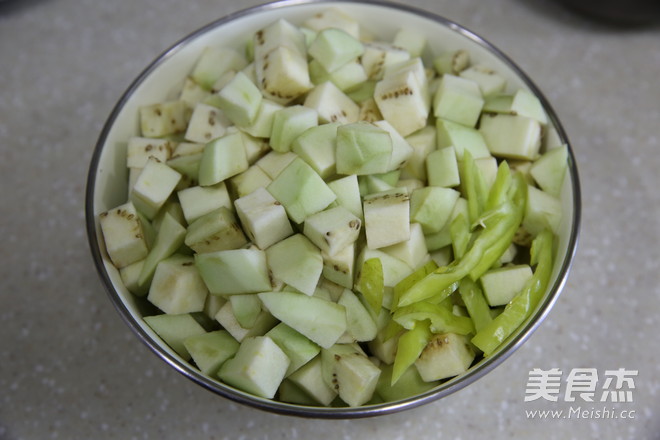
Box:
[86,0,581,418]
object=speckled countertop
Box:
[1,0,658,438]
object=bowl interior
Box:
[87,0,580,417]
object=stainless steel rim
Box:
[85,0,582,418]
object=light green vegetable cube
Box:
[287,355,337,405]
[426,146,460,188]
[214,300,277,343]
[339,289,378,342]
[309,59,368,92]
[336,122,393,175]
[410,186,460,234]
[234,187,294,250]
[303,206,361,257]
[374,69,429,137]
[267,323,321,377]
[99,202,149,269]
[119,259,147,296]
[321,243,355,289]
[218,336,290,399]
[183,330,239,375]
[136,212,187,288]
[195,248,272,295]
[483,88,548,125]
[131,158,182,219]
[459,65,507,97]
[474,155,499,189]
[126,137,173,169]
[362,42,410,80]
[327,174,363,220]
[330,349,381,406]
[191,46,248,89]
[198,131,249,186]
[228,165,272,198]
[480,264,533,306]
[184,207,247,254]
[308,27,364,73]
[178,182,232,224]
[433,74,484,128]
[139,100,187,138]
[229,294,262,329]
[166,142,205,182]
[270,105,318,153]
[255,150,298,179]
[266,234,323,295]
[148,255,208,314]
[143,313,207,361]
[292,122,338,179]
[304,81,359,125]
[436,118,491,161]
[523,184,562,235]
[255,45,312,104]
[479,113,541,160]
[433,49,469,75]
[267,157,336,224]
[530,144,568,197]
[215,71,263,127]
[253,18,307,60]
[184,102,231,143]
[414,333,475,382]
[258,290,347,349]
[363,189,411,249]
[238,99,283,138]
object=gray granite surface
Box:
[1,0,658,438]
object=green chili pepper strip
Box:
[485,160,512,212]
[397,200,515,307]
[459,277,493,333]
[393,301,475,335]
[468,174,526,280]
[356,257,384,315]
[462,150,489,226]
[471,229,554,356]
[450,213,471,259]
[391,260,438,313]
[391,320,432,385]
[382,316,404,342]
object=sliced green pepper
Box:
[450,212,471,259]
[485,160,512,212]
[397,200,516,307]
[392,301,475,335]
[391,319,432,385]
[467,174,526,280]
[471,229,554,356]
[459,277,493,332]
[462,150,489,226]
[391,260,438,312]
[382,316,404,342]
[356,257,384,315]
